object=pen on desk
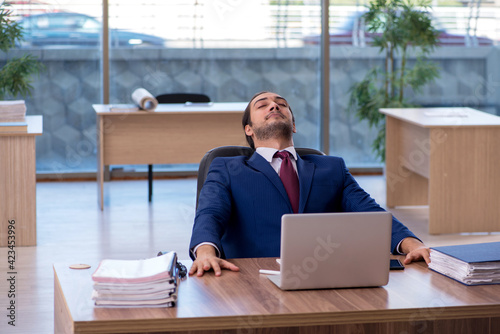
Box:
[259,269,280,275]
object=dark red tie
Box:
[274,151,299,213]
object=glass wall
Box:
[7,1,103,174]
[5,0,499,173]
[326,2,500,167]
[107,0,322,173]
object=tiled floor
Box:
[1,175,499,333]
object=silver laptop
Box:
[267,212,392,290]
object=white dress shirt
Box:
[255,146,298,175]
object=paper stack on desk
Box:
[0,100,26,119]
[0,100,28,132]
[91,251,179,307]
[429,242,500,286]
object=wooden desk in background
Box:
[93,103,248,210]
[54,257,500,334]
[0,116,43,246]
[380,107,500,234]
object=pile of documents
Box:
[0,100,27,132]
[0,100,26,119]
[429,242,500,286]
[91,251,180,307]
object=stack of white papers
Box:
[0,100,26,121]
[0,101,27,132]
[429,242,500,285]
[91,251,179,307]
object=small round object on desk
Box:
[69,264,91,270]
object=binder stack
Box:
[429,242,500,286]
[91,251,180,307]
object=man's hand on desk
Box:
[189,244,240,277]
[401,237,431,265]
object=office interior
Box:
[1,1,500,333]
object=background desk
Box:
[380,107,500,234]
[0,116,43,246]
[94,103,248,210]
[54,257,500,334]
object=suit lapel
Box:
[247,152,292,209]
[296,155,315,213]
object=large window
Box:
[7,1,102,174]
[5,0,499,173]
[107,1,322,173]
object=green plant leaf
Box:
[0,3,44,99]
[348,0,440,162]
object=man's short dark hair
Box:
[242,91,294,150]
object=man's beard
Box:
[253,119,293,142]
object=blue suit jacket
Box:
[189,153,418,259]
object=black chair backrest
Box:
[196,146,325,209]
[156,93,210,104]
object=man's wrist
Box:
[400,237,424,254]
[192,242,220,258]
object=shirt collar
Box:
[256,146,297,162]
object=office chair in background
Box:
[195,145,325,209]
[156,93,211,104]
[148,93,211,202]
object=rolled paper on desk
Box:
[131,88,158,111]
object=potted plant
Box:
[348,0,440,161]
[0,3,43,99]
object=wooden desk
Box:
[0,116,43,246]
[54,257,500,334]
[380,107,500,234]
[94,103,248,210]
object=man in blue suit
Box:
[189,91,430,276]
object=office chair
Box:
[148,93,211,202]
[155,93,210,104]
[195,145,325,209]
